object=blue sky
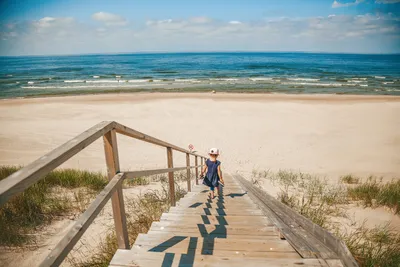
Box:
[0,0,399,55]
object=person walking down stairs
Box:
[200,148,225,199]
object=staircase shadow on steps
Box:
[149,185,229,266]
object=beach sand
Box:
[1,92,400,265]
[0,93,399,179]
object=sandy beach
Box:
[1,92,400,266]
[1,92,399,180]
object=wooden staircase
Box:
[109,174,338,267]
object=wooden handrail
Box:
[0,121,115,206]
[0,121,207,267]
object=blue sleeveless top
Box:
[202,159,220,188]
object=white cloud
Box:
[332,0,365,8]
[229,21,242,24]
[375,0,400,3]
[1,14,399,55]
[91,12,127,26]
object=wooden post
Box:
[195,156,199,185]
[186,153,191,192]
[167,147,176,206]
[103,130,129,249]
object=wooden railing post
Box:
[103,129,129,249]
[195,156,199,185]
[186,153,191,192]
[167,147,176,206]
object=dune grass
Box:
[252,169,400,267]
[0,166,108,246]
[346,176,400,214]
[69,178,187,267]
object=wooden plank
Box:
[145,231,277,240]
[135,233,297,252]
[130,246,300,259]
[195,156,199,185]
[111,249,323,267]
[104,130,130,249]
[160,214,271,225]
[114,122,205,157]
[149,222,277,236]
[0,120,114,206]
[186,153,191,192]
[168,208,263,216]
[167,147,176,207]
[40,173,125,267]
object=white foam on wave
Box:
[128,79,150,83]
[174,79,201,83]
[116,76,122,78]
[383,82,394,85]
[360,84,368,87]
[93,75,100,78]
[348,80,363,83]
[21,83,165,90]
[288,78,320,82]
[16,82,20,84]
[64,80,85,83]
[282,82,343,87]
[250,77,273,81]
[86,80,120,83]
[211,78,239,81]
[28,81,34,84]
[351,78,367,81]
[375,76,385,79]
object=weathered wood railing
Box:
[0,121,207,267]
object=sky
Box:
[0,0,399,56]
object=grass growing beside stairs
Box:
[0,166,108,247]
[70,175,187,267]
[251,170,400,267]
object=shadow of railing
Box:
[148,185,236,266]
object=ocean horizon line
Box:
[1,50,400,58]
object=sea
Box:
[0,52,399,98]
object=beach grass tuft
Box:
[341,174,360,184]
[347,177,400,213]
[70,178,187,267]
[0,166,108,246]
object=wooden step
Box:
[168,207,263,216]
[150,222,277,236]
[134,233,298,253]
[130,245,300,259]
[160,213,271,225]
[176,201,258,209]
[110,249,325,267]
[145,230,280,241]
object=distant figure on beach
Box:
[200,148,225,199]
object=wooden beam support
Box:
[186,153,191,192]
[195,156,199,185]
[167,147,176,206]
[103,130,129,249]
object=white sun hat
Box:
[209,148,220,155]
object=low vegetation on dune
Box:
[0,166,108,246]
[251,170,400,267]
[0,165,190,266]
[68,174,187,267]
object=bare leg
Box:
[216,186,220,197]
[210,190,215,199]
